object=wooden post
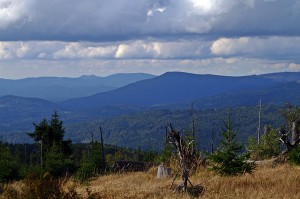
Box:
[165,125,168,146]
[198,128,200,151]
[211,128,214,154]
[91,131,94,144]
[100,126,106,171]
[190,103,195,152]
[40,140,43,167]
[24,144,27,165]
[257,98,262,144]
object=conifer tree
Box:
[27,111,73,176]
[209,115,255,176]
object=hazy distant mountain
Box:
[164,81,300,110]
[0,95,57,141]
[0,73,155,102]
[61,72,281,110]
[2,71,300,145]
[259,72,300,82]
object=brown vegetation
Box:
[2,164,300,198]
[74,164,300,199]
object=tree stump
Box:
[157,164,171,178]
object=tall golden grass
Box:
[2,164,300,198]
[77,164,300,199]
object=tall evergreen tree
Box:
[27,111,73,176]
[209,115,255,176]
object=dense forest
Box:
[64,104,285,150]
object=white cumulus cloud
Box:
[0,0,33,29]
[211,36,300,60]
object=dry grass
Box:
[2,164,300,198]
[76,164,300,199]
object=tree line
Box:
[1,104,300,185]
[0,111,161,183]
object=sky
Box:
[0,0,300,79]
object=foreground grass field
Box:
[2,164,300,198]
[77,164,300,199]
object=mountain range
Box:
[1,71,300,148]
[61,72,282,110]
[0,73,155,102]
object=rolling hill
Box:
[0,95,59,142]
[61,72,281,110]
[0,73,155,102]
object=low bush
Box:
[288,144,300,165]
[1,173,101,199]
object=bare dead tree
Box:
[280,105,300,153]
[279,118,300,153]
[100,126,106,171]
[167,124,197,192]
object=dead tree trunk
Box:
[291,119,300,145]
[168,124,196,192]
[279,119,300,153]
[280,105,300,152]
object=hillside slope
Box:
[62,72,280,110]
[64,105,284,150]
[0,73,155,102]
[0,95,58,142]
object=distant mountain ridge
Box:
[61,72,284,110]
[2,71,300,145]
[0,73,155,102]
[259,72,300,82]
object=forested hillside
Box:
[64,105,285,150]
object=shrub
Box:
[44,145,75,177]
[247,126,281,160]
[0,145,20,182]
[1,173,101,199]
[288,144,300,165]
[75,158,96,183]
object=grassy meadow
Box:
[2,163,300,198]
[73,164,300,199]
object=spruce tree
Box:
[27,111,74,176]
[209,115,255,176]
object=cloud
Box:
[2,36,300,62]
[211,36,300,60]
[0,39,211,60]
[289,63,300,71]
[0,0,300,41]
[0,0,33,29]
[53,43,117,59]
[0,41,65,59]
[1,0,300,78]
[115,40,211,59]
[2,57,299,79]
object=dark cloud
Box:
[211,0,300,37]
[1,0,300,41]
[1,0,300,78]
